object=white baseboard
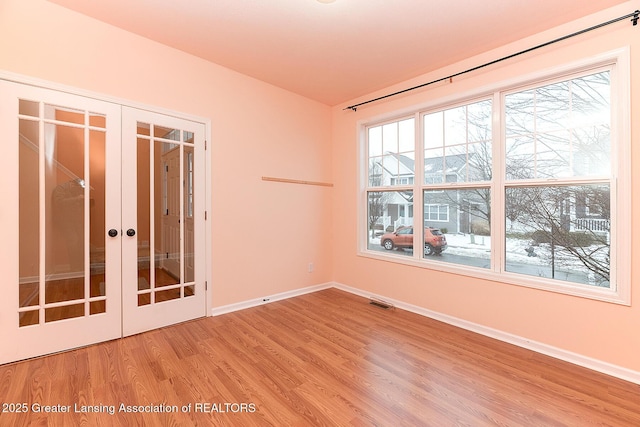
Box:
[332,282,640,386]
[210,283,333,317]
[208,281,640,385]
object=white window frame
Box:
[358,48,630,305]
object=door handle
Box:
[108,229,118,237]
[126,228,136,237]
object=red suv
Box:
[380,226,447,256]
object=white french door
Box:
[121,107,206,336]
[0,81,207,364]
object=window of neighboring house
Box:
[360,52,630,304]
[583,195,606,217]
[391,177,414,185]
[424,176,444,193]
[424,204,449,222]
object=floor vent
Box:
[369,297,394,310]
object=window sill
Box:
[357,249,628,305]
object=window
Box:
[423,99,492,268]
[424,204,449,222]
[360,52,630,304]
[367,118,415,187]
[504,71,612,288]
[366,118,415,256]
[424,99,492,184]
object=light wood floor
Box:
[1,288,639,426]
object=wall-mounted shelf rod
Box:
[262,176,334,187]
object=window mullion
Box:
[492,91,505,274]
[413,112,424,260]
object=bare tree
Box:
[368,191,388,238]
[437,72,611,282]
[507,185,610,283]
[367,161,388,238]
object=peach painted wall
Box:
[332,2,640,372]
[0,0,333,306]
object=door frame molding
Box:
[0,70,213,320]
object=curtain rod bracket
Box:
[632,10,639,26]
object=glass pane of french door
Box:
[0,81,122,364]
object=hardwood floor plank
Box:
[1,288,640,426]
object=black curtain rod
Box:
[345,10,639,112]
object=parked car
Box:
[380,226,447,256]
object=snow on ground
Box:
[371,231,608,275]
[371,227,609,287]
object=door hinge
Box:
[205,140,207,150]
[166,252,169,259]
[205,281,208,290]
[204,211,207,220]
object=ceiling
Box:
[46,0,629,106]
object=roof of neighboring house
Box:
[425,153,467,175]
[377,152,469,177]
[379,153,414,177]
